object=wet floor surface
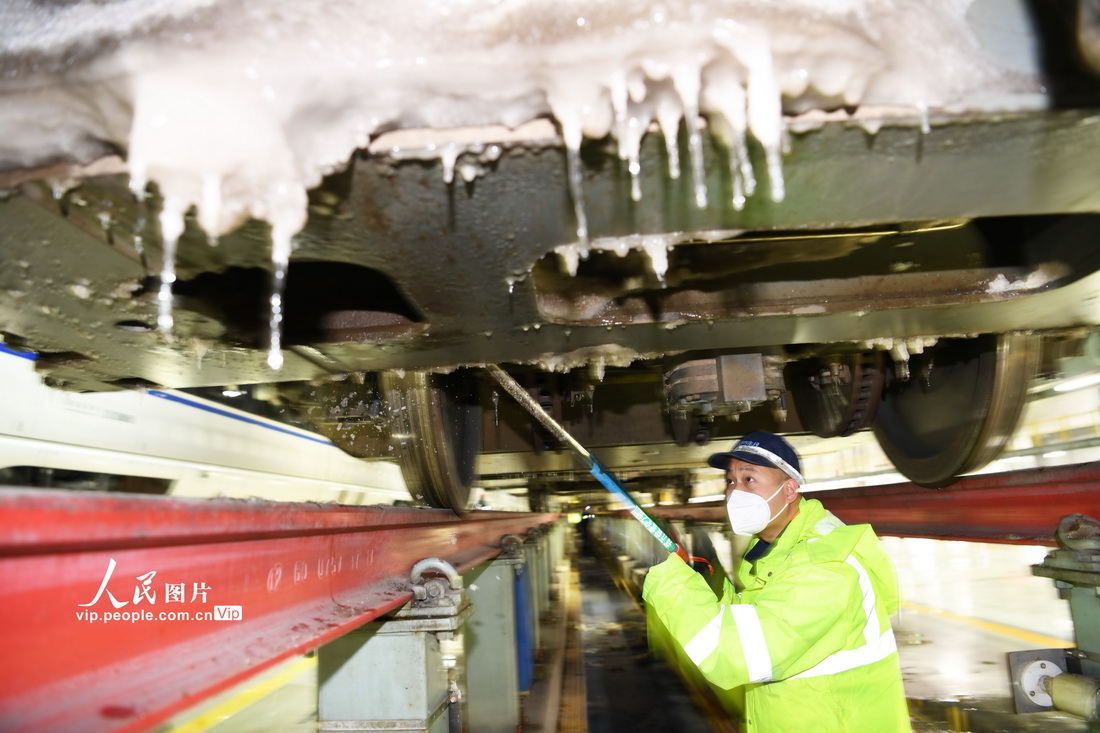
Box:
[577,552,723,733]
[885,537,1091,732]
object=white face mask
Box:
[726,482,787,536]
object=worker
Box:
[642,431,909,732]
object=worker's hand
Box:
[675,544,715,574]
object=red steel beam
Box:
[648,461,1100,545]
[818,461,1100,545]
[0,489,557,733]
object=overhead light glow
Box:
[1053,373,1100,392]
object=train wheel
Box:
[381,369,482,512]
[872,333,1039,488]
[785,351,885,438]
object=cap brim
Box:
[707,450,779,471]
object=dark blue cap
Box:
[707,431,804,485]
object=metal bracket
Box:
[409,557,463,608]
[500,534,524,557]
[1008,649,1069,713]
[1032,514,1100,590]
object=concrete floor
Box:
[885,537,1090,733]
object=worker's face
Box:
[724,459,793,518]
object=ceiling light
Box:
[1053,373,1100,393]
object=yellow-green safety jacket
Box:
[642,497,909,732]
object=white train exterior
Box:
[0,345,410,506]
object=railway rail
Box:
[0,490,556,732]
[647,461,1100,545]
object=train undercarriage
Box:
[5,1,1100,512]
[12,5,1100,729]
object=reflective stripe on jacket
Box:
[642,497,910,732]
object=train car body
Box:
[0,345,409,505]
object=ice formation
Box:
[0,0,1039,368]
[554,230,743,282]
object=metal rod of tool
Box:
[486,364,678,553]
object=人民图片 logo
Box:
[74,557,241,624]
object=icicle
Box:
[191,338,210,370]
[50,178,78,201]
[440,144,459,184]
[858,118,885,136]
[132,201,147,256]
[733,138,756,201]
[200,174,222,244]
[673,65,708,209]
[765,138,785,203]
[655,92,682,180]
[703,69,755,210]
[718,26,785,203]
[625,106,652,203]
[156,200,185,334]
[916,100,931,134]
[641,236,670,283]
[458,161,479,183]
[129,171,147,204]
[721,124,748,211]
[610,70,646,202]
[127,133,149,203]
[558,110,589,249]
[557,244,581,277]
[267,224,293,371]
[627,70,647,104]
[610,70,630,147]
[749,54,785,202]
[628,124,643,202]
[591,357,606,382]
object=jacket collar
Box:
[749,497,827,559]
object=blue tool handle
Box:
[589,457,678,553]
[483,365,679,554]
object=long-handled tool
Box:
[486,364,679,554]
